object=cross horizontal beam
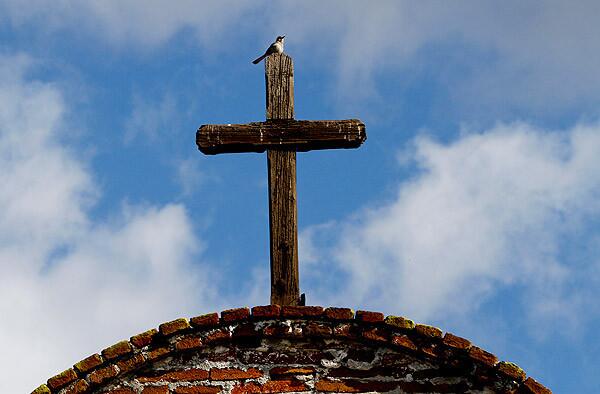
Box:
[197,119,366,155]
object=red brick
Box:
[523,377,552,394]
[232,322,258,338]
[88,364,119,385]
[147,346,171,361]
[175,335,203,351]
[159,318,190,336]
[210,367,262,380]
[421,344,441,358]
[131,329,158,348]
[361,327,389,343]
[102,340,133,360]
[327,367,378,379]
[269,366,315,378]
[281,305,324,318]
[138,368,209,382]
[356,310,384,323]
[468,346,498,367]
[262,322,292,337]
[304,321,332,337]
[251,305,281,318]
[190,312,220,327]
[116,353,146,373]
[105,388,135,394]
[333,323,359,339]
[384,315,415,330]
[443,332,471,350]
[73,353,103,374]
[62,379,90,394]
[315,379,398,392]
[324,307,354,320]
[174,387,221,394]
[47,368,78,390]
[415,324,443,338]
[497,361,526,382]
[391,334,417,351]
[221,307,251,323]
[203,328,231,344]
[232,379,307,393]
[141,387,169,394]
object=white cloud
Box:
[124,92,178,144]
[301,122,600,329]
[0,0,258,49]
[3,2,600,115]
[175,156,204,197]
[0,55,224,392]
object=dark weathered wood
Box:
[197,119,366,154]
[268,149,299,306]
[266,54,299,306]
[266,53,294,120]
[196,52,367,307]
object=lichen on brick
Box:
[131,329,159,348]
[102,340,133,360]
[35,306,550,394]
[47,368,77,390]
[498,360,526,381]
[31,384,51,394]
[415,323,443,338]
[159,318,191,336]
[384,315,415,330]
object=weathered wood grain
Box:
[195,52,367,307]
[266,53,294,120]
[196,119,366,155]
[266,54,299,306]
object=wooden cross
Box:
[196,54,366,306]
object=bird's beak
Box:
[282,35,285,38]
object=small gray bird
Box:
[252,35,285,64]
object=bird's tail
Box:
[252,54,267,64]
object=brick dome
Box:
[34,305,551,394]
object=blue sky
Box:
[1,2,599,393]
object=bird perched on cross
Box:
[253,35,285,64]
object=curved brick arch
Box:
[34,306,551,394]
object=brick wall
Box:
[34,306,551,394]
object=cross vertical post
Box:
[265,54,299,306]
[196,53,366,307]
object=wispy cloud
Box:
[0,54,223,392]
[4,2,600,118]
[301,122,600,332]
[124,92,178,144]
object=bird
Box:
[252,35,285,64]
